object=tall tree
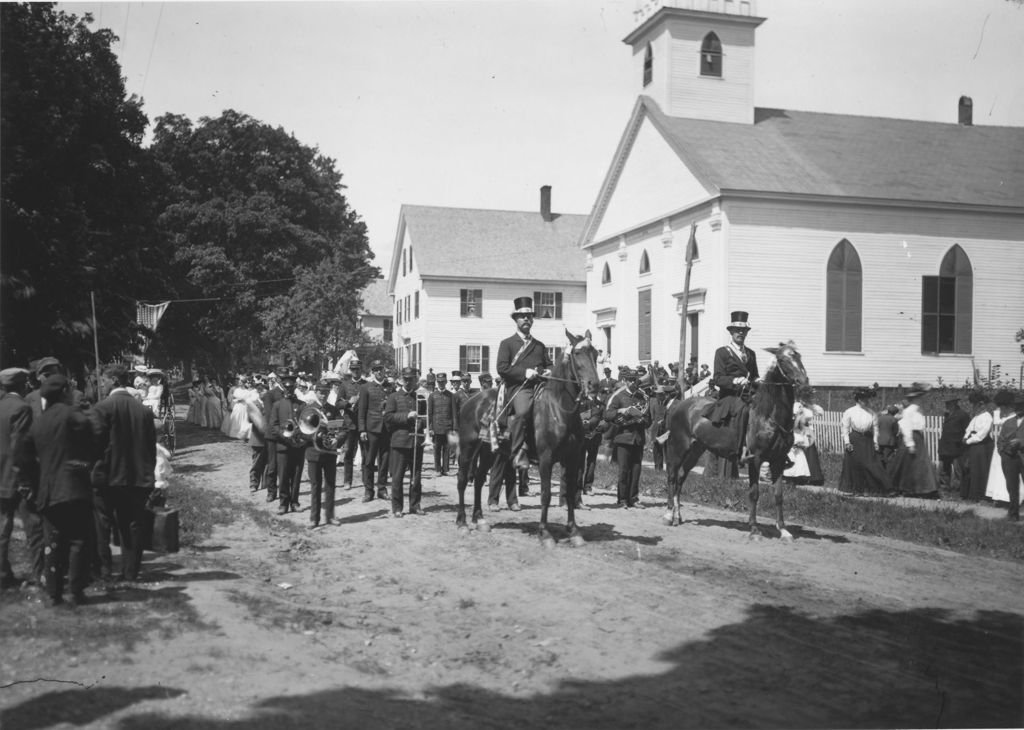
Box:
[0,3,158,371]
[149,110,376,373]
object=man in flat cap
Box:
[427,372,457,477]
[337,358,364,490]
[384,367,428,517]
[0,368,44,589]
[357,360,390,503]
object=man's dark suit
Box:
[996,412,1024,521]
[938,405,970,493]
[357,377,390,500]
[92,390,157,581]
[268,393,304,511]
[496,333,552,464]
[604,386,652,507]
[337,376,363,488]
[708,343,760,458]
[260,386,283,499]
[0,391,42,586]
[384,386,427,514]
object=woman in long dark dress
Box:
[889,382,940,499]
[961,390,994,501]
[838,387,893,494]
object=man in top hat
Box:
[268,369,305,515]
[0,367,44,589]
[710,311,761,463]
[384,367,428,517]
[357,360,391,503]
[496,296,552,469]
[337,358,364,490]
[938,395,970,494]
[995,391,1024,522]
[427,372,457,476]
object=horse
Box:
[455,329,600,547]
[662,341,809,540]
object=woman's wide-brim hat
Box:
[511,296,535,319]
[852,386,876,401]
[147,369,164,378]
[726,310,751,331]
[905,381,932,399]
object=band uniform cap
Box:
[727,311,752,331]
[349,359,362,368]
[436,372,447,380]
[0,368,29,387]
[511,296,535,319]
[904,381,932,399]
[450,371,462,381]
[35,357,61,375]
[370,360,384,370]
[478,372,493,382]
[401,367,419,379]
[321,372,342,383]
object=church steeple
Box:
[624,0,765,124]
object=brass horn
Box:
[297,405,347,453]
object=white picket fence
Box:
[815,411,943,466]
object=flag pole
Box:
[676,222,697,395]
[91,291,102,400]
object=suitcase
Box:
[142,507,180,553]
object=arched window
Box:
[922,245,972,354]
[643,43,653,87]
[639,250,650,274]
[825,239,862,352]
[601,262,611,285]
[700,32,722,77]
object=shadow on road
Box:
[33,604,1017,730]
[1,685,187,730]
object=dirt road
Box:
[2,422,1022,729]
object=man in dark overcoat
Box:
[496,296,552,470]
[306,382,343,528]
[268,370,305,515]
[20,375,94,605]
[91,365,156,582]
[337,358,364,489]
[708,311,760,463]
[357,360,390,503]
[937,397,969,493]
[260,372,284,502]
[996,392,1024,522]
[384,367,427,517]
[427,372,457,476]
[604,368,652,508]
[0,367,43,589]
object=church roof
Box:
[642,96,1024,208]
[394,204,589,284]
[359,277,391,316]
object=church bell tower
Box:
[624,0,765,124]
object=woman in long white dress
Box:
[985,390,1024,504]
[221,376,254,439]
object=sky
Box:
[63,0,1024,275]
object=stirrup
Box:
[738,447,755,463]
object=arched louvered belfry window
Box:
[922,245,972,354]
[601,262,611,285]
[826,239,862,352]
[643,43,653,87]
[700,33,722,77]
[639,250,650,274]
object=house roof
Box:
[642,96,1024,208]
[360,277,391,316]
[391,205,589,288]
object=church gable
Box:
[592,115,712,244]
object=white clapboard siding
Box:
[814,411,942,466]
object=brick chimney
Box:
[540,185,553,222]
[958,95,973,126]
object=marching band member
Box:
[384,367,427,518]
[306,381,342,528]
[604,367,652,509]
[268,370,305,515]
[357,360,390,503]
[427,372,457,476]
[337,358,364,490]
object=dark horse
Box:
[662,341,809,540]
[455,329,600,547]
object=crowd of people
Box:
[0,358,168,608]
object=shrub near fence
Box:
[815,411,942,466]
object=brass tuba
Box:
[298,405,347,453]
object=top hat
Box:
[727,311,752,331]
[278,368,298,383]
[477,373,493,384]
[904,381,932,399]
[511,296,535,319]
[852,386,876,401]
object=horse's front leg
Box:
[769,460,792,542]
[472,446,493,532]
[747,457,763,541]
[563,453,585,547]
[537,456,556,548]
[455,442,470,530]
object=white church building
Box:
[581,0,1024,388]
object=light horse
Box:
[662,341,809,540]
[455,329,600,547]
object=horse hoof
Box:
[779,528,794,542]
[748,530,763,542]
[477,520,491,533]
[457,522,469,533]
[570,534,586,548]
[662,512,674,526]
[540,536,556,550]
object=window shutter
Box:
[476,289,482,317]
[955,275,972,354]
[533,291,540,315]
[555,292,563,319]
[459,345,467,373]
[482,346,490,374]
[414,291,419,318]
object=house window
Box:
[643,43,653,87]
[412,342,421,372]
[700,32,722,77]
[601,262,611,285]
[639,250,650,275]
[460,288,483,317]
[533,291,563,319]
[405,295,410,322]
[545,346,564,363]
[459,344,490,374]
[414,291,419,319]
[826,239,862,352]
[922,245,972,355]
[383,317,393,343]
[402,250,406,277]
[396,302,402,326]
[602,326,612,357]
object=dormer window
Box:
[700,33,722,77]
[643,43,653,87]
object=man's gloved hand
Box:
[525,368,538,381]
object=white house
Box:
[357,276,393,347]
[581,0,1024,388]
[388,188,590,379]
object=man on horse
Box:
[708,311,760,463]
[496,296,552,470]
